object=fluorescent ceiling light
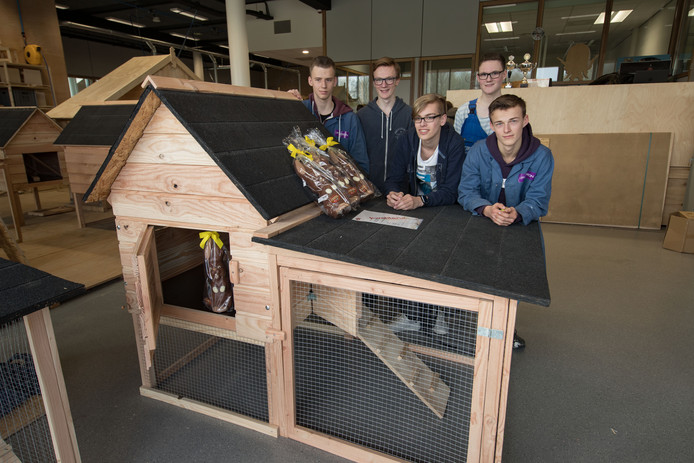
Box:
[302,50,310,54]
[612,10,633,22]
[170,7,208,21]
[484,21,513,33]
[55,3,69,9]
[561,14,599,20]
[555,31,596,36]
[170,32,198,40]
[485,4,516,9]
[483,36,520,42]
[106,17,146,28]
[595,10,633,24]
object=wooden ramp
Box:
[310,285,450,419]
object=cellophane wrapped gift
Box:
[200,231,234,314]
[304,127,378,202]
[283,127,353,218]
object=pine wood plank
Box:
[126,133,216,166]
[0,395,44,440]
[144,105,190,134]
[144,75,299,101]
[235,311,273,342]
[87,90,161,202]
[135,226,163,364]
[140,387,278,437]
[466,298,493,463]
[109,190,268,230]
[113,163,244,197]
[253,203,322,239]
[24,308,81,463]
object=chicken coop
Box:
[87,75,550,463]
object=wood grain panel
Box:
[541,132,670,229]
[109,190,268,229]
[113,163,244,198]
[127,133,215,166]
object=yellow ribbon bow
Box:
[199,231,224,250]
[319,136,339,151]
[304,136,316,146]
[287,143,312,161]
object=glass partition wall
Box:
[478,0,692,84]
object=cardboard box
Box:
[663,211,694,253]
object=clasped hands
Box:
[387,191,423,210]
[483,203,518,226]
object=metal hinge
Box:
[477,327,504,340]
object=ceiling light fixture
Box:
[170,32,198,41]
[106,17,146,28]
[170,8,208,21]
[594,10,633,24]
[555,31,596,36]
[302,50,310,54]
[484,21,513,33]
[483,36,520,42]
[55,3,69,9]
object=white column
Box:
[225,0,250,86]
[193,51,204,80]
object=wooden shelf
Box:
[0,62,55,108]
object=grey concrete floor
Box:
[49,223,694,462]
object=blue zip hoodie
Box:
[458,123,554,225]
[357,97,413,192]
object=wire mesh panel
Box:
[0,319,56,463]
[152,323,269,422]
[290,281,478,463]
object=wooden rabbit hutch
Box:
[54,104,135,227]
[87,76,550,463]
[0,107,68,242]
[46,49,199,123]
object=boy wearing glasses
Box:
[381,95,465,335]
[454,53,506,153]
[289,56,369,172]
[384,93,465,211]
[357,57,413,192]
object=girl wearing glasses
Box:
[453,53,507,153]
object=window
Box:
[421,56,473,95]
[541,0,605,82]
[479,1,540,85]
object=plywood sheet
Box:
[540,132,671,229]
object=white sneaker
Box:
[388,314,420,333]
[433,311,449,335]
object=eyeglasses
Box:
[413,114,443,124]
[373,76,397,85]
[478,70,504,80]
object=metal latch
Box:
[477,327,504,340]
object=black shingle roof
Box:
[54,104,135,146]
[0,108,36,147]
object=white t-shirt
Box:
[416,141,439,195]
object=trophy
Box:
[519,53,537,87]
[505,55,516,88]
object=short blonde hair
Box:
[412,93,446,119]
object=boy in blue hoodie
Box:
[290,56,369,172]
